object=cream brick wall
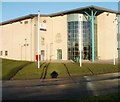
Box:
[0,12,118,61]
[33,15,68,61]
[97,12,118,60]
[0,18,35,61]
[51,15,68,60]
[0,15,68,61]
[34,16,53,61]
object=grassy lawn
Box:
[13,61,119,80]
[64,93,120,102]
[65,63,93,76]
[1,58,31,80]
[12,62,97,79]
[81,63,119,75]
[68,62,118,76]
[12,62,47,80]
[1,58,119,80]
[13,62,70,79]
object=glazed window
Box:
[24,21,28,24]
[5,51,8,56]
[0,51,2,56]
[20,21,23,24]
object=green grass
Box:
[13,62,93,79]
[82,63,119,75]
[12,62,47,79]
[63,93,120,102]
[13,61,119,80]
[65,63,92,76]
[1,58,31,80]
[1,58,119,80]
[44,62,68,78]
[13,62,68,79]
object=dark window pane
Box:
[5,51,8,56]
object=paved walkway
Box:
[2,72,120,101]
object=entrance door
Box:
[57,49,62,60]
[41,50,45,61]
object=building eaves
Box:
[0,5,119,26]
[0,14,48,25]
[49,5,119,17]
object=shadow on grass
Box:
[63,63,76,83]
[83,64,94,75]
[40,62,50,80]
[4,62,33,80]
[40,62,46,79]
[74,62,94,75]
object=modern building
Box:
[0,6,119,62]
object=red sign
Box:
[36,55,41,61]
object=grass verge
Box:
[82,63,119,75]
[2,58,31,80]
[1,58,119,80]
[13,61,119,80]
[12,62,47,80]
[68,93,120,102]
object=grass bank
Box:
[1,58,119,80]
[13,61,119,80]
[63,93,120,102]
[1,58,31,80]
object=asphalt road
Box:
[2,72,120,101]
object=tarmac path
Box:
[2,72,120,101]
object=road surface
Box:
[2,72,120,101]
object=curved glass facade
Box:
[68,21,79,61]
[82,21,91,60]
[67,14,97,62]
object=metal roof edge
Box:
[49,5,119,17]
[0,5,119,25]
[0,14,48,25]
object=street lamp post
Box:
[79,20,82,67]
[25,38,27,60]
[21,45,23,60]
[118,16,120,65]
[37,11,40,68]
[113,18,117,65]
[50,43,53,60]
[19,44,23,60]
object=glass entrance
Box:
[67,14,97,61]
[82,21,91,60]
[83,46,91,60]
[57,49,62,60]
